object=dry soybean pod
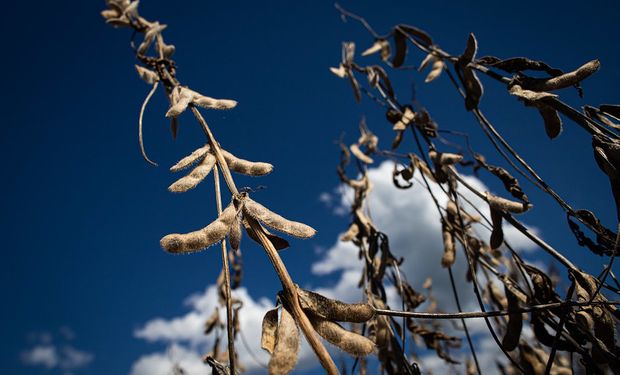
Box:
[165,86,193,118]
[242,196,316,238]
[486,192,531,214]
[228,210,242,251]
[501,284,523,351]
[168,153,217,192]
[268,307,300,375]
[170,145,210,172]
[160,202,237,253]
[349,143,373,164]
[261,307,279,354]
[440,224,456,268]
[298,289,375,323]
[522,59,600,92]
[309,315,375,356]
[221,149,273,176]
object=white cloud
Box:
[21,345,59,369]
[130,161,541,374]
[21,328,93,373]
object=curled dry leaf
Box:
[222,149,273,176]
[268,307,300,375]
[425,60,445,83]
[168,153,217,192]
[350,143,373,164]
[298,288,375,323]
[170,145,210,172]
[135,65,159,84]
[261,307,279,354]
[240,194,316,238]
[309,315,375,356]
[160,203,237,253]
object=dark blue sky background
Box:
[2,1,619,374]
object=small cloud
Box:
[21,328,93,372]
[318,191,333,206]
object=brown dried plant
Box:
[102,1,620,374]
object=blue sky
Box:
[2,1,620,374]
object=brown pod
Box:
[502,284,523,351]
[135,65,159,85]
[261,307,279,354]
[425,60,445,83]
[242,196,316,238]
[486,192,531,214]
[429,150,463,166]
[221,149,273,176]
[190,90,237,110]
[297,289,375,323]
[170,145,210,172]
[168,153,217,192]
[523,59,600,92]
[242,218,290,250]
[509,84,557,102]
[309,315,375,356]
[165,86,193,118]
[228,212,242,251]
[489,207,504,249]
[537,104,563,139]
[268,307,300,375]
[340,223,360,242]
[160,203,237,253]
[440,225,456,268]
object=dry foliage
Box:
[102,1,620,374]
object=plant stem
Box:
[213,165,236,375]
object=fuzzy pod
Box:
[160,203,237,253]
[440,225,456,268]
[537,104,563,139]
[221,149,273,176]
[349,144,373,164]
[189,89,237,110]
[228,211,242,251]
[486,192,531,214]
[489,207,504,249]
[135,65,159,84]
[168,153,216,192]
[501,284,523,351]
[268,307,300,375]
[242,219,290,250]
[522,59,600,92]
[169,145,210,172]
[309,315,375,356]
[261,307,279,354]
[429,150,463,166]
[298,289,375,323]
[425,60,444,83]
[509,84,557,102]
[446,200,480,223]
[329,64,347,79]
[165,86,193,117]
[242,196,316,238]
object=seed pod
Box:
[229,211,242,251]
[242,219,290,250]
[160,203,237,253]
[166,86,193,118]
[425,60,445,83]
[340,223,359,242]
[242,196,316,238]
[221,149,273,176]
[168,153,217,192]
[204,308,221,335]
[189,89,237,110]
[509,84,557,102]
[361,39,390,61]
[135,65,159,84]
[418,53,435,72]
[170,145,210,172]
[446,200,480,223]
[489,207,504,249]
[101,9,119,20]
[309,315,375,356]
[261,307,279,354]
[268,307,299,375]
[486,192,531,214]
[521,59,600,92]
[441,224,456,268]
[429,150,463,166]
[537,104,563,139]
[330,64,347,78]
[298,289,375,323]
[502,284,523,351]
[350,144,373,164]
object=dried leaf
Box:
[330,64,347,78]
[135,65,159,84]
[160,202,237,253]
[341,223,360,242]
